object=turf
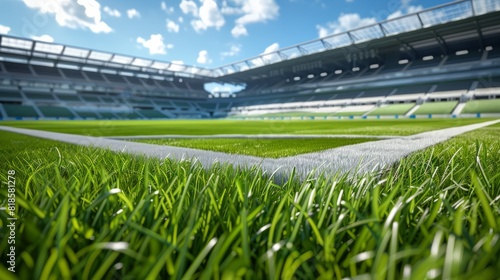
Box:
[0,122,499,279]
[131,137,378,158]
[0,118,491,137]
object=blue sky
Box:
[0,0,454,68]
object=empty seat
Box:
[24,92,55,101]
[138,109,167,118]
[3,104,39,118]
[369,103,415,116]
[413,101,458,114]
[74,111,100,119]
[462,99,500,114]
[57,94,83,102]
[39,106,75,118]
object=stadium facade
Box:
[0,0,499,120]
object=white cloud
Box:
[0,24,11,34]
[179,0,198,17]
[387,5,423,19]
[22,0,112,33]
[178,17,184,23]
[252,42,280,66]
[136,34,167,55]
[316,13,377,37]
[222,0,279,37]
[231,24,247,37]
[197,50,212,64]
[127,8,140,19]
[190,0,225,32]
[161,1,174,13]
[166,19,180,33]
[221,44,241,58]
[31,34,54,42]
[103,6,121,17]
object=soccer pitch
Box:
[0,118,499,279]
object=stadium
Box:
[0,0,499,279]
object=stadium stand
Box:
[3,104,39,118]
[462,99,500,114]
[38,106,76,118]
[413,101,459,115]
[369,104,416,116]
[0,0,499,120]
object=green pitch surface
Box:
[0,122,499,279]
[133,137,378,158]
[0,118,490,137]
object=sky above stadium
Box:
[0,0,454,68]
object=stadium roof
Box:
[0,0,498,80]
[213,0,500,77]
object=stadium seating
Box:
[138,109,168,119]
[3,104,39,118]
[24,91,55,101]
[461,99,500,114]
[413,101,458,115]
[38,106,76,118]
[369,103,416,116]
[0,90,23,100]
[0,3,499,120]
[334,105,375,116]
[74,111,100,119]
[56,94,83,102]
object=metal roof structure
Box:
[0,36,214,79]
[0,0,499,81]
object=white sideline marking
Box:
[105,134,399,140]
[0,119,499,180]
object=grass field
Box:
[131,137,378,158]
[0,119,499,279]
[0,118,491,137]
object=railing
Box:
[212,0,500,76]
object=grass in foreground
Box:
[0,118,491,137]
[131,137,378,158]
[0,123,499,279]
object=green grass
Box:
[0,121,499,279]
[462,99,500,114]
[0,118,491,137]
[369,103,416,116]
[413,101,458,115]
[132,138,378,158]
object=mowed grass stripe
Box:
[0,118,492,136]
[131,137,379,158]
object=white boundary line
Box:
[0,119,498,180]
